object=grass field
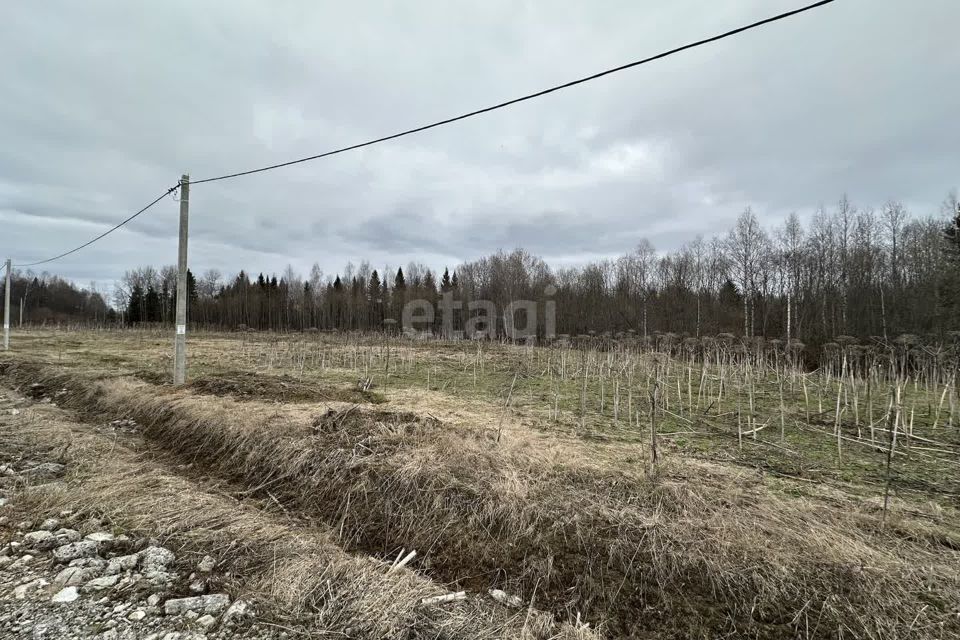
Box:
[2,327,959,638]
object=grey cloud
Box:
[1,0,957,293]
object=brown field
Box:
[2,327,959,639]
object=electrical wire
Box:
[14,184,180,268]
[11,0,836,266]
[190,0,836,185]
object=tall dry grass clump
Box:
[3,361,959,639]
[0,397,594,640]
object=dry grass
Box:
[4,360,959,638]
[136,368,387,404]
[0,389,594,640]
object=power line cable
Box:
[190,0,836,185]
[12,0,835,266]
[14,184,180,268]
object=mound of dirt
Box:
[136,370,385,404]
[312,407,444,435]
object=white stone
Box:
[145,570,177,587]
[85,532,115,543]
[196,614,216,629]
[222,599,250,623]
[128,609,147,621]
[83,574,120,591]
[164,593,230,616]
[52,540,99,563]
[39,518,61,531]
[13,578,48,599]
[10,553,34,568]
[488,588,523,608]
[54,528,81,544]
[105,553,139,575]
[140,546,175,572]
[54,566,101,587]
[68,557,107,570]
[23,531,57,550]
[147,593,163,607]
[196,555,215,573]
[23,462,63,478]
[51,586,79,603]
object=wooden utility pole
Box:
[3,259,10,350]
[173,175,190,384]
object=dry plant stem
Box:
[882,385,898,529]
[779,369,786,443]
[835,381,843,464]
[649,377,659,473]
[496,370,518,443]
[579,351,587,431]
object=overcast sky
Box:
[2,0,957,293]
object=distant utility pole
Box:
[3,259,10,351]
[173,175,190,384]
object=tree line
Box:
[7,192,960,351]
[121,192,960,345]
[0,272,110,326]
